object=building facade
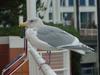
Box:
[43,0,97,29]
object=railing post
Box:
[63,50,71,75]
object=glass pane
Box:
[49,13,53,20]
[80,12,87,28]
[68,0,74,6]
[63,12,73,20]
[67,13,73,20]
[50,1,52,7]
[60,0,66,6]
[80,0,86,6]
[89,0,95,6]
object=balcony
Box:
[80,29,97,36]
[80,29,97,46]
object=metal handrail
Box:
[2,53,26,75]
[28,42,57,75]
[9,58,28,75]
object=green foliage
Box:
[0,0,26,26]
[0,26,25,37]
[44,22,80,37]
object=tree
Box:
[0,0,45,27]
[0,0,26,27]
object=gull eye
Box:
[29,20,34,23]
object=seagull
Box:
[21,18,94,54]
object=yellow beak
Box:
[19,22,28,27]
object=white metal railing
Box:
[28,42,71,75]
[28,42,57,75]
[39,49,71,75]
[2,53,26,75]
[9,59,28,75]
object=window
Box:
[61,12,73,21]
[80,0,86,6]
[81,63,96,75]
[89,0,95,6]
[49,13,53,20]
[60,0,66,6]
[67,13,73,20]
[63,12,73,20]
[50,1,52,7]
[80,12,94,28]
[80,12,87,28]
[68,0,74,6]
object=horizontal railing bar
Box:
[38,49,68,53]
[53,68,68,72]
[2,53,26,75]
[9,58,28,75]
[4,54,22,69]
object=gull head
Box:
[20,18,44,28]
[27,18,44,28]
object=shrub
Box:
[0,26,25,37]
[44,22,80,38]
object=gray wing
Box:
[37,26,75,47]
[37,26,94,52]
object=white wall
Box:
[0,36,24,48]
[9,36,24,48]
[0,37,9,44]
[81,52,97,63]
